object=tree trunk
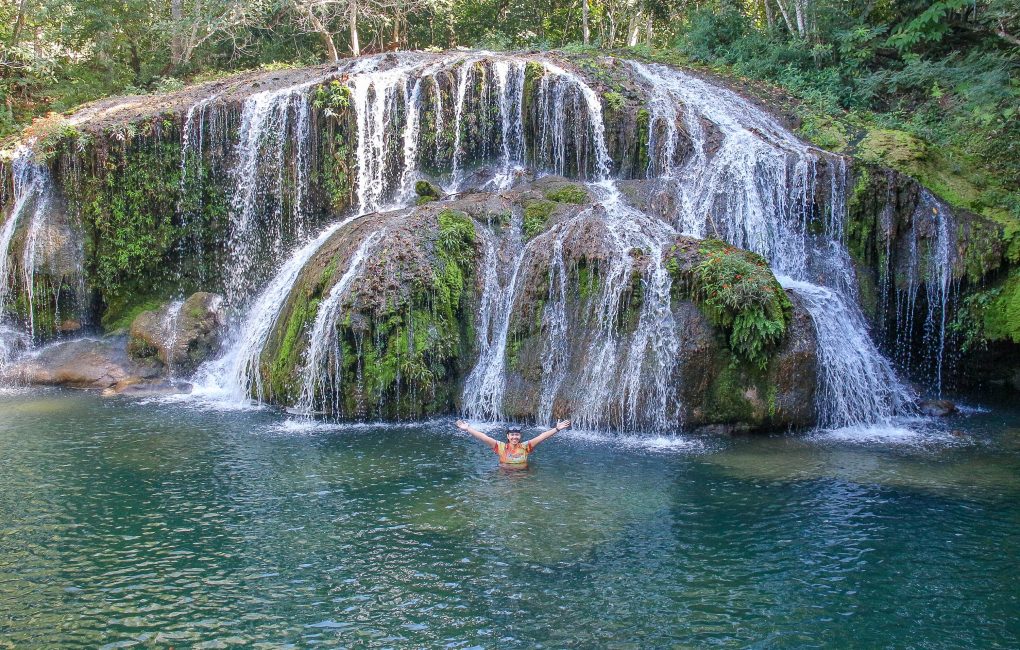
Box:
[764,0,774,30]
[582,0,590,45]
[793,0,807,37]
[170,0,191,67]
[349,0,360,56]
[772,0,796,36]
[302,6,340,62]
[607,0,617,45]
[644,13,653,45]
[12,0,29,47]
[626,12,640,47]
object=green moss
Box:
[983,270,1020,343]
[797,113,848,152]
[101,295,167,332]
[705,360,759,422]
[603,91,625,113]
[544,184,588,204]
[268,292,318,400]
[635,108,651,174]
[415,180,441,203]
[856,125,1019,238]
[576,262,600,300]
[523,199,556,239]
[523,62,546,119]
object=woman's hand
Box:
[455,419,470,431]
[555,419,571,431]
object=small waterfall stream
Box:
[296,229,386,415]
[225,80,319,306]
[193,217,356,401]
[0,147,55,339]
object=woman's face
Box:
[507,430,522,444]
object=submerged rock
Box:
[128,292,225,373]
[917,399,957,417]
[104,379,193,397]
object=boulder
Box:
[5,336,160,389]
[103,379,193,397]
[128,292,225,373]
[917,399,957,417]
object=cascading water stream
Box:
[779,277,907,428]
[0,146,54,339]
[489,60,527,190]
[296,229,386,416]
[159,299,185,377]
[225,80,318,306]
[193,217,356,402]
[631,61,913,428]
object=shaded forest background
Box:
[1,0,1018,215]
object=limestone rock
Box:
[128,292,225,373]
[5,336,160,389]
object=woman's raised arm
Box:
[455,419,499,448]
[528,419,571,449]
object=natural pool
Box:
[1,389,1018,648]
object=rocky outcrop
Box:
[128,292,225,373]
[258,179,818,431]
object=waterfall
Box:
[159,299,185,376]
[225,80,318,306]
[461,62,622,424]
[193,218,356,402]
[450,57,477,190]
[534,61,612,181]
[894,188,956,395]
[296,229,386,416]
[0,147,54,338]
[630,62,913,428]
[779,277,908,428]
[172,52,928,429]
[490,60,527,190]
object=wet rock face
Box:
[128,292,225,373]
[255,178,819,431]
[4,337,161,389]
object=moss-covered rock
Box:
[128,292,225,373]
[666,237,792,369]
[259,203,480,419]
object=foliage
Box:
[313,80,353,117]
[670,238,792,368]
[951,269,1020,349]
[415,180,441,205]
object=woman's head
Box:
[506,426,522,443]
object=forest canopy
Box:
[1,0,1018,214]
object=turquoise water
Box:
[1,389,1019,648]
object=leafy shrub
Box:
[669,238,792,368]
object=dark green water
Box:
[1,389,1019,648]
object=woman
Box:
[455,419,572,468]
